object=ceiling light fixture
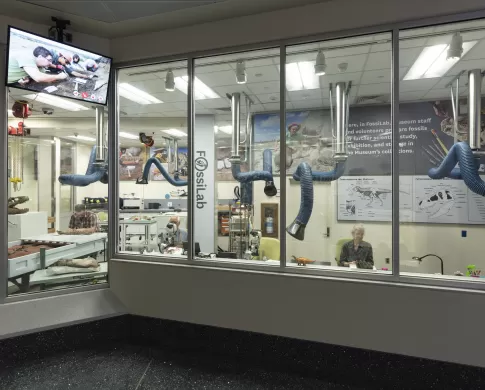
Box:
[174,76,220,100]
[236,60,247,84]
[24,93,89,111]
[67,135,96,142]
[447,32,463,60]
[284,62,320,91]
[165,69,175,92]
[314,50,327,76]
[403,40,476,81]
[119,132,139,140]
[161,128,187,138]
[118,83,163,105]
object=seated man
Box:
[7,46,68,85]
[168,216,188,245]
[58,204,100,235]
[339,224,374,269]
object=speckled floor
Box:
[0,343,362,390]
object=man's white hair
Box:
[352,224,365,234]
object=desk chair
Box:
[259,237,280,260]
[97,211,108,222]
[335,238,352,266]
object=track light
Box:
[165,69,175,92]
[447,32,463,60]
[236,60,247,84]
[314,50,327,76]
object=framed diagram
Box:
[261,203,278,238]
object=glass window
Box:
[285,34,392,274]
[194,48,282,264]
[399,20,485,280]
[7,88,108,295]
[117,61,189,259]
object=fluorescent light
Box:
[118,83,163,105]
[119,132,139,140]
[24,93,89,111]
[284,62,320,91]
[403,41,476,80]
[174,76,220,100]
[161,128,187,137]
[215,125,232,134]
[67,135,96,142]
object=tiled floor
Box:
[0,343,361,390]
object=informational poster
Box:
[338,175,485,225]
[149,146,188,181]
[119,146,146,181]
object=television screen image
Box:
[6,27,112,105]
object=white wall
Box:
[111,0,485,62]
[110,259,485,367]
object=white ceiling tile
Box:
[360,69,391,84]
[399,47,422,67]
[246,65,280,82]
[119,73,160,83]
[255,93,280,104]
[286,52,316,63]
[325,45,371,58]
[447,58,485,76]
[320,72,362,86]
[462,40,485,61]
[291,99,323,109]
[400,78,438,92]
[357,83,390,96]
[262,103,281,112]
[195,63,232,74]
[169,101,190,111]
[153,91,188,103]
[370,43,391,53]
[326,54,368,74]
[197,98,230,109]
[163,110,186,117]
[126,79,166,94]
[246,81,280,95]
[364,51,391,71]
[400,27,435,39]
[399,91,426,101]
[424,88,457,100]
[399,38,427,49]
[288,89,322,102]
[197,70,239,87]
[432,74,469,90]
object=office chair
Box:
[335,238,352,266]
[259,237,280,260]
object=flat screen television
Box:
[6,26,112,106]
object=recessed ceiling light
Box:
[161,128,187,137]
[119,132,139,140]
[403,41,476,81]
[24,93,89,111]
[174,76,220,100]
[283,62,320,91]
[67,135,96,142]
[119,83,163,105]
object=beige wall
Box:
[111,0,485,62]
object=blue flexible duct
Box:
[293,161,346,182]
[231,149,277,196]
[428,142,485,196]
[136,157,187,186]
[58,146,107,187]
[240,182,253,205]
[287,162,313,240]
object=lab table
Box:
[8,233,107,292]
[119,219,158,253]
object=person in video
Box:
[339,224,374,269]
[73,54,99,72]
[51,52,95,80]
[167,216,188,245]
[7,46,68,85]
[286,123,304,141]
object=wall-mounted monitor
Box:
[6,26,112,106]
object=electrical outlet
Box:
[168,202,173,208]
[385,258,390,264]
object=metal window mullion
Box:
[0,44,7,303]
[279,45,287,269]
[391,29,400,279]
[108,67,120,263]
[187,57,195,263]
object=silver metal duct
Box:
[231,92,241,162]
[174,139,179,172]
[334,82,348,160]
[95,106,106,162]
[468,69,482,150]
[247,97,253,170]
